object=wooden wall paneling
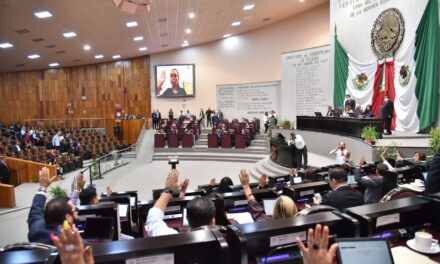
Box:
[0,56,151,129]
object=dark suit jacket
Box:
[382,101,394,119]
[0,161,10,184]
[345,99,356,111]
[321,185,364,210]
[425,151,440,195]
[27,193,58,245]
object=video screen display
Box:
[155,64,195,97]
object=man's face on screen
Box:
[170,69,179,88]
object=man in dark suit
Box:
[425,150,440,195]
[0,158,10,184]
[27,167,78,245]
[313,167,364,210]
[382,95,394,135]
[344,94,356,113]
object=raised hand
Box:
[296,224,338,264]
[39,167,57,189]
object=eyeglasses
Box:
[170,73,178,78]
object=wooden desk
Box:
[297,116,383,139]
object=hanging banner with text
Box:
[216,81,280,121]
[281,45,331,122]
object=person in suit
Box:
[0,158,10,184]
[326,106,334,117]
[425,150,440,195]
[157,109,162,128]
[313,167,364,210]
[344,94,356,112]
[27,167,78,245]
[382,95,394,135]
[151,110,158,129]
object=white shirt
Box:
[329,148,348,164]
[146,207,179,237]
[262,115,268,124]
[52,134,61,146]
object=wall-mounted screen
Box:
[155,64,195,97]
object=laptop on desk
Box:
[347,175,357,185]
[83,217,114,243]
[337,238,394,264]
[314,112,323,117]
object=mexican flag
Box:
[334,0,439,133]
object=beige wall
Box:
[150,3,330,116]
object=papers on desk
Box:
[126,253,174,264]
[226,212,254,224]
[398,183,425,193]
[391,246,438,264]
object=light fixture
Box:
[49,63,59,67]
[133,36,143,41]
[231,21,241,26]
[0,42,13,48]
[34,11,52,18]
[299,0,304,2]
[112,55,121,59]
[188,12,195,19]
[28,54,40,59]
[83,44,91,50]
[243,4,255,10]
[185,28,191,34]
[126,21,138,27]
[139,47,147,51]
[223,34,232,38]
[181,43,189,47]
[63,32,77,38]
[95,54,104,59]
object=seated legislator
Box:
[146,170,216,236]
[362,104,375,118]
[356,163,389,204]
[313,167,364,210]
[240,170,298,222]
[27,167,78,245]
[425,150,440,195]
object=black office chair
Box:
[295,205,339,216]
[379,187,419,203]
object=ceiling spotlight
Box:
[139,47,147,51]
[299,0,305,2]
[126,21,138,27]
[185,28,191,34]
[0,42,13,48]
[83,45,91,50]
[243,4,255,10]
[49,63,59,67]
[95,54,104,59]
[34,11,53,18]
[112,55,121,59]
[223,34,232,38]
[188,12,195,19]
[63,32,77,38]
[133,36,143,41]
[28,54,40,59]
[181,43,189,47]
[231,21,241,27]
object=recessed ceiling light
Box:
[95,54,104,59]
[185,28,192,34]
[63,32,77,38]
[126,21,138,27]
[133,36,143,41]
[223,34,232,38]
[231,21,241,27]
[49,62,59,67]
[299,0,304,2]
[28,54,40,59]
[243,4,255,10]
[34,11,52,18]
[112,55,121,59]
[139,47,147,51]
[181,43,189,47]
[188,12,195,19]
[0,42,13,48]
[83,44,91,50]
